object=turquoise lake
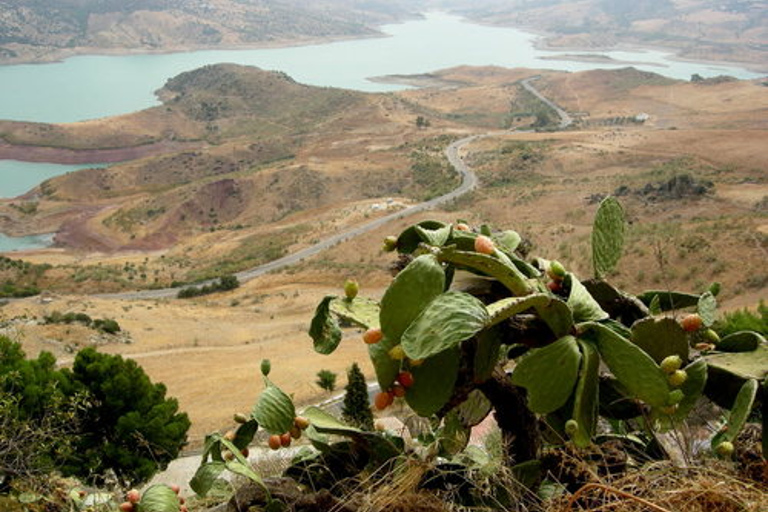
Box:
[0,12,763,251]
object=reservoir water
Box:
[0,12,763,251]
[0,13,761,124]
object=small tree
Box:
[315,369,337,392]
[66,348,190,487]
[342,363,373,430]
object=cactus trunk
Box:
[479,368,540,465]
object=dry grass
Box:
[550,462,767,512]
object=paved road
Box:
[97,136,481,300]
[521,76,573,129]
[95,78,568,301]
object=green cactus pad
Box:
[582,322,669,408]
[415,224,453,247]
[396,220,450,253]
[565,275,609,323]
[697,292,718,327]
[637,290,700,311]
[454,389,493,427]
[492,230,522,253]
[703,344,768,408]
[711,378,758,447]
[591,196,626,279]
[233,420,259,450]
[487,294,549,326]
[474,326,503,383]
[630,317,689,364]
[380,254,445,342]
[716,331,764,353]
[510,335,582,414]
[309,296,343,355]
[570,339,600,448]
[406,347,461,417]
[704,344,768,381]
[438,247,533,296]
[330,296,380,330]
[401,291,489,361]
[252,379,296,435]
[190,461,227,497]
[139,485,181,512]
[302,406,361,436]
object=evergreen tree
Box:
[341,363,373,431]
[66,348,190,487]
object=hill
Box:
[0,0,417,63]
[433,0,768,71]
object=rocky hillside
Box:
[0,0,418,62]
[431,0,768,69]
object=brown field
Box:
[2,65,767,446]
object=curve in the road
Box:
[99,78,569,301]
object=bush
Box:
[65,348,190,487]
[92,318,120,334]
[315,369,337,392]
[177,274,240,298]
[0,338,189,488]
[715,301,768,337]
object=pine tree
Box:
[342,363,373,431]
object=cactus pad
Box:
[591,196,626,278]
[510,335,582,414]
[583,323,669,408]
[309,296,343,355]
[406,347,461,417]
[380,254,445,342]
[401,291,489,360]
[252,378,296,435]
[630,317,689,364]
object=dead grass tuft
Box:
[551,462,767,512]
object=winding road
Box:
[98,76,569,301]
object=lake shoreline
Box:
[1,12,765,77]
[0,139,203,165]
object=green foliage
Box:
[315,369,337,392]
[177,274,240,298]
[1,338,188,488]
[304,200,765,474]
[0,256,49,299]
[43,311,121,334]
[715,301,768,337]
[67,348,190,487]
[341,363,373,431]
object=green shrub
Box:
[315,369,337,392]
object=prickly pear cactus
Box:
[306,196,765,464]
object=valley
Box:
[1,63,766,445]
